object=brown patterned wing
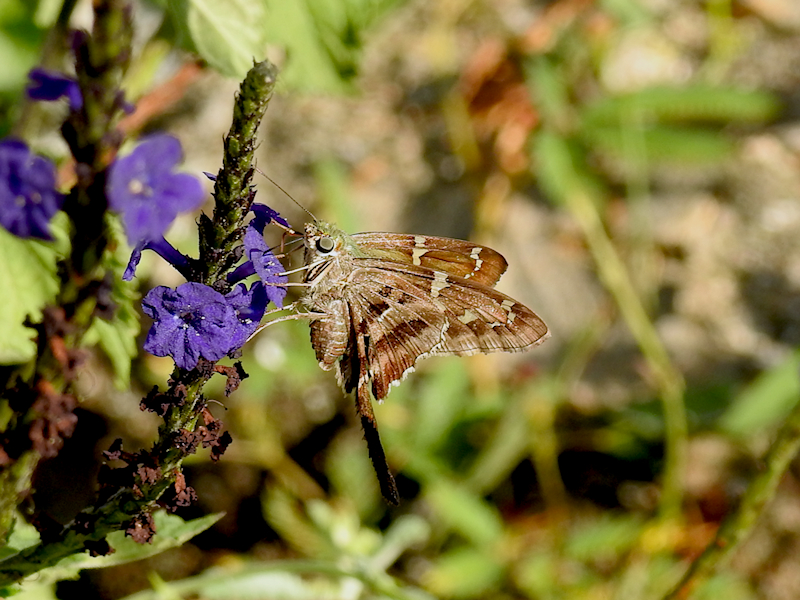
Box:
[342,270,450,402]
[345,261,548,399]
[351,232,508,287]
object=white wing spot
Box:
[495,299,516,326]
[463,247,483,279]
[375,307,394,324]
[431,271,449,298]
[458,309,479,324]
[412,236,427,265]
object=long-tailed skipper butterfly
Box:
[261,216,549,505]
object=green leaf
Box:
[464,394,530,494]
[425,481,503,546]
[0,228,61,364]
[261,0,402,93]
[563,514,643,562]
[135,569,341,600]
[583,125,735,164]
[326,431,382,515]
[581,85,779,126]
[121,559,436,600]
[717,351,800,438]
[531,130,606,209]
[0,1,43,92]
[0,518,40,561]
[525,57,574,131]
[33,0,63,28]
[515,552,560,599]
[262,0,349,93]
[412,360,470,453]
[4,580,58,600]
[370,515,430,571]
[178,0,269,78]
[693,572,755,600]
[425,547,505,599]
[29,512,222,585]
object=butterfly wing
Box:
[341,270,449,401]
[351,233,508,287]
[344,260,548,400]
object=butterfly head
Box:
[303,221,361,267]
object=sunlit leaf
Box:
[28,513,223,585]
[424,547,504,598]
[425,481,503,546]
[717,351,800,438]
[0,226,61,364]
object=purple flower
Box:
[227,223,287,308]
[123,236,191,281]
[142,281,270,369]
[26,68,83,111]
[226,282,268,348]
[0,139,64,240]
[142,283,239,370]
[251,203,291,230]
[107,134,205,245]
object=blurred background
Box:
[4,0,800,598]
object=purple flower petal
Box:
[0,139,64,240]
[142,282,239,370]
[107,134,205,245]
[251,203,291,231]
[123,243,143,281]
[226,282,268,349]
[27,68,83,111]
[243,223,287,307]
[123,236,192,281]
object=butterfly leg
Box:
[355,334,400,505]
[247,310,324,341]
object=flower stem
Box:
[533,130,688,521]
[199,61,279,286]
[662,394,800,598]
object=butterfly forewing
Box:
[352,233,508,287]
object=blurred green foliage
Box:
[3,0,798,599]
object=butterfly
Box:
[262,219,549,504]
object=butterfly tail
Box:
[359,407,400,505]
[355,334,399,505]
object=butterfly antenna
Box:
[256,167,317,221]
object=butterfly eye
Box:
[316,237,335,253]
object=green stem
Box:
[200,61,279,285]
[562,184,687,519]
[662,395,800,598]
